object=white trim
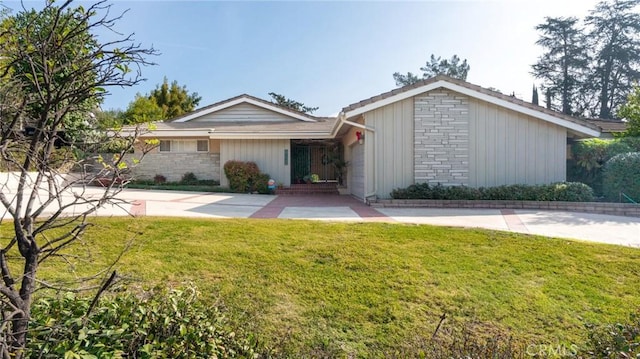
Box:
[343,80,600,137]
[139,130,334,140]
[173,96,317,123]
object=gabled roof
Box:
[171,94,320,123]
[342,75,600,138]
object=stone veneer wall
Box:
[131,152,220,182]
[414,90,469,185]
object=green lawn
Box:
[11,218,640,356]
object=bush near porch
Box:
[223,160,271,194]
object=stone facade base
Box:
[371,199,640,218]
[130,152,221,182]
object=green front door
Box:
[291,145,310,183]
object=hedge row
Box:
[390,182,595,202]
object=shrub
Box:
[153,174,167,184]
[390,182,594,202]
[568,137,637,195]
[180,172,198,184]
[550,182,595,202]
[223,160,261,193]
[584,311,640,358]
[602,152,640,202]
[620,136,640,152]
[28,284,263,358]
[253,173,271,194]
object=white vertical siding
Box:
[342,125,363,195]
[192,103,298,122]
[220,139,291,187]
[362,98,414,199]
[350,143,365,199]
[468,99,566,187]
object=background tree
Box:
[268,92,318,114]
[119,78,200,122]
[585,0,640,119]
[149,77,201,119]
[618,85,640,137]
[393,54,470,86]
[94,108,125,129]
[0,0,155,354]
[532,85,539,105]
[122,94,163,124]
[531,17,588,115]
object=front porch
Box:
[275,182,339,195]
[289,139,345,186]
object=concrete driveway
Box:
[2,186,639,247]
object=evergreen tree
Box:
[532,85,540,105]
[268,92,318,114]
[585,0,640,119]
[393,54,470,86]
[123,94,163,124]
[531,17,588,115]
[149,77,201,120]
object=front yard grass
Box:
[15,218,640,356]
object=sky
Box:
[5,0,601,116]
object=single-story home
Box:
[130,75,600,200]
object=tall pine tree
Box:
[531,17,588,115]
[393,54,470,86]
[149,77,202,120]
[585,0,640,119]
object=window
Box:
[159,140,171,152]
[159,139,208,153]
[197,140,209,152]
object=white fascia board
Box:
[441,83,601,137]
[173,96,317,123]
[138,130,212,137]
[343,81,446,119]
[344,80,600,137]
[140,131,331,138]
[209,132,333,140]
